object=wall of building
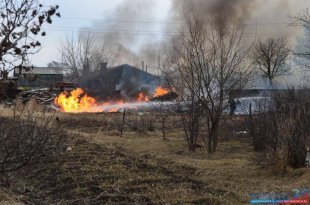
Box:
[17,74,63,88]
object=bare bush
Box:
[249,89,310,173]
[110,112,157,135]
[247,98,274,152]
[137,113,156,133]
[274,89,310,168]
[0,110,66,184]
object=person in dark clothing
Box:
[229,96,236,116]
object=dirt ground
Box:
[0,109,309,204]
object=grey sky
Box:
[31,0,171,66]
[31,0,310,67]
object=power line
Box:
[61,16,185,25]
[60,16,304,26]
[44,28,306,38]
[43,21,305,38]
[46,24,302,33]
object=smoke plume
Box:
[87,0,304,73]
[169,0,260,24]
[91,0,161,67]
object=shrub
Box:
[0,110,66,184]
[249,89,310,173]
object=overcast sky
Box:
[31,0,171,66]
[31,0,310,67]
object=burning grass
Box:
[54,87,173,113]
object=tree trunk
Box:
[212,131,218,153]
[208,119,220,153]
[207,133,212,153]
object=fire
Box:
[54,86,172,113]
[54,88,103,113]
[137,92,149,102]
[154,87,170,97]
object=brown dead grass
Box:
[10,138,224,204]
[0,109,309,204]
[58,112,310,204]
[0,189,23,205]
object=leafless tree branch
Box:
[0,0,60,72]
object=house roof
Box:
[107,64,154,76]
[82,64,166,100]
[106,64,162,84]
[15,67,63,75]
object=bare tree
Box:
[167,10,250,153]
[0,0,60,72]
[58,32,114,81]
[164,46,204,152]
[293,9,310,71]
[250,38,290,85]
[294,8,310,26]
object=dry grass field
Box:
[0,107,309,204]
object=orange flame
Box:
[54,88,102,113]
[137,92,149,102]
[54,87,172,113]
[154,87,170,97]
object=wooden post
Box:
[120,109,126,137]
[249,102,252,118]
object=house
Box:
[82,64,165,100]
[231,72,298,98]
[228,74,301,115]
[14,67,64,88]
